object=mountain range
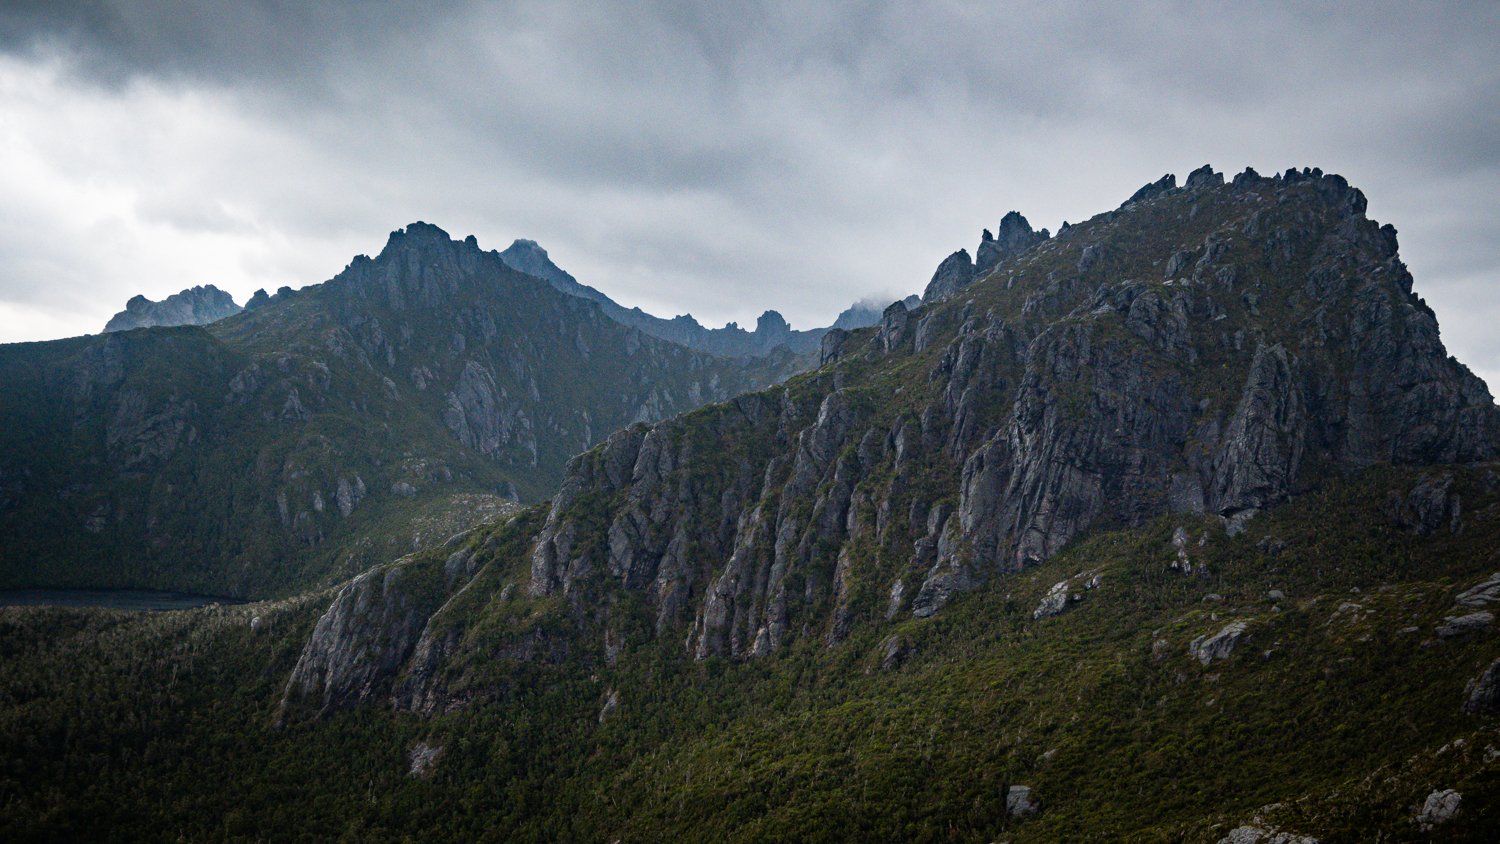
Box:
[0,224,808,596]
[105,235,906,359]
[3,166,1499,841]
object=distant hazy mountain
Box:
[496,238,908,358]
[830,295,921,330]
[103,284,242,332]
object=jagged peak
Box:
[1117,165,1371,226]
[975,209,1049,275]
[503,238,548,257]
[379,221,457,257]
[400,220,452,240]
[1123,172,1178,207]
[103,283,242,332]
[755,310,791,334]
[1184,164,1223,189]
[922,249,977,303]
[997,210,1033,236]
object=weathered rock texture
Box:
[923,212,1051,303]
[1416,789,1462,830]
[1218,826,1319,844]
[281,563,441,718]
[1190,621,1250,665]
[1462,657,1500,714]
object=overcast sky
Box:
[1,1,1498,386]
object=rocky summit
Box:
[4,167,1500,842]
[103,284,243,332]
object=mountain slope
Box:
[0,223,791,597]
[3,442,1499,841]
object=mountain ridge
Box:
[0,222,794,597]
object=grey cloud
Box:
[0,1,439,88]
[0,1,1497,390]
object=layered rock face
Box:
[290,166,1500,714]
[103,285,242,332]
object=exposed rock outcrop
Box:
[104,285,242,332]
[1208,342,1305,529]
[1190,620,1249,665]
[1386,474,1461,535]
[832,295,921,331]
[1218,825,1318,844]
[1416,789,1461,830]
[922,250,976,303]
[1033,572,1102,620]
[1435,611,1492,638]
[280,562,441,718]
[1122,173,1177,207]
[515,166,1499,656]
[1462,658,1500,714]
[1455,572,1500,608]
[1005,784,1039,818]
[976,211,1049,275]
[408,742,443,777]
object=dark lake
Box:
[0,589,247,611]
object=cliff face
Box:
[530,165,1497,641]
[103,285,242,332]
[285,166,1499,716]
[0,224,789,597]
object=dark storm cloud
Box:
[0,0,434,87]
[1,1,1498,389]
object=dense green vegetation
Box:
[2,465,1497,841]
